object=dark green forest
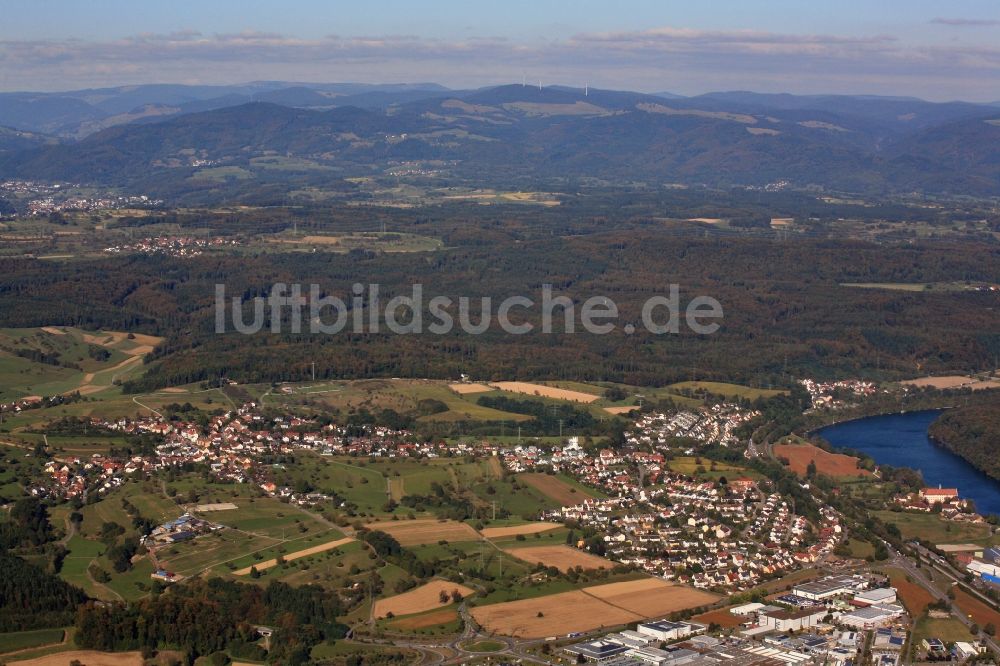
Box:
[75,578,348,664]
[1,222,996,392]
[929,393,1000,483]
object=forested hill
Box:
[929,393,1000,483]
[3,85,1000,197]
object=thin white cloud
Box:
[1,26,999,101]
[931,17,1000,27]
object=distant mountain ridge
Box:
[2,83,999,198]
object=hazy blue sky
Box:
[2,0,1000,99]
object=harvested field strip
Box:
[774,443,872,479]
[953,587,1000,629]
[470,589,640,638]
[519,473,597,506]
[233,537,354,575]
[884,567,935,615]
[371,519,481,546]
[692,607,745,628]
[503,545,613,572]
[488,382,598,403]
[8,650,144,666]
[374,579,476,618]
[448,383,492,394]
[487,456,503,479]
[581,578,720,617]
[480,522,560,539]
[390,608,460,630]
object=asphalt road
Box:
[886,541,1000,655]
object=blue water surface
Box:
[816,409,1000,517]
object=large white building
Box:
[838,604,905,629]
[636,621,705,642]
[853,588,897,606]
[760,608,827,632]
[793,575,864,601]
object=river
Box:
[816,409,1000,517]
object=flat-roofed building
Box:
[793,575,862,601]
[565,638,630,662]
[853,588,897,606]
[637,621,704,642]
[760,608,827,632]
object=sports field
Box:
[503,545,614,572]
[373,579,475,618]
[370,519,481,546]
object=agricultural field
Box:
[264,231,443,254]
[262,378,533,424]
[0,327,161,402]
[0,628,66,655]
[367,518,481,546]
[692,607,746,629]
[488,381,599,403]
[448,383,492,394]
[503,545,614,572]
[953,587,1000,630]
[666,381,787,401]
[518,472,603,507]
[200,496,329,539]
[470,588,640,638]
[310,641,417,664]
[774,443,873,479]
[912,617,975,647]
[667,456,756,480]
[470,577,713,638]
[77,481,183,539]
[479,522,561,539]
[874,511,996,545]
[58,535,107,596]
[580,578,719,617]
[469,476,560,519]
[373,579,475,619]
[881,567,936,616]
[901,375,1000,391]
[232,536,354,575]
[387,607,462,634]
[6,650,146,666]
[245,538,373,588]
